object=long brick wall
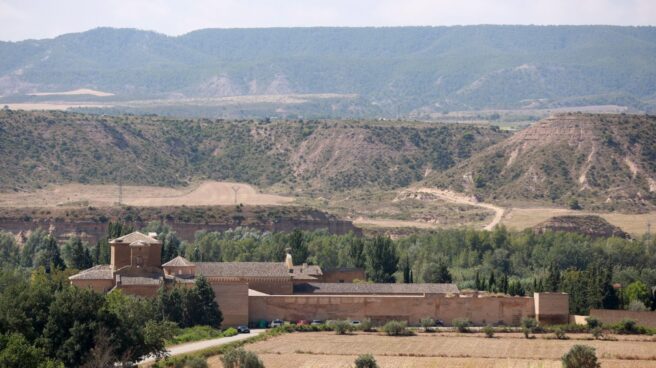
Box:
[248,293,547,326]
[590,309,656,328]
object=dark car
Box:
[237,325,250,333]
[310,320,324,325]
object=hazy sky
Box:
[1,0,655,41]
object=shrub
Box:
[223,328,238,337]
[612,319,643,334]
[591,327,605,340]
[561,345,601,368]
[382,320,412,336]
[483,325,494,338]
[167,326,223,345]
[354,354,379,368]
[184,356,209,368]
[359,318,374,332]
[521,318,538,339]
[628,300,649,311]
[585,317,601,330]
[452,318,471,333]
[420,317,435,331]
[332,320,353,335]
[554,327,568,340]
[221,348,265,368]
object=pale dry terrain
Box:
[28,88,114,97]
[502,207,656,235]
[0,181,294,207]
[207,332,656,368]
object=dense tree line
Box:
[1,222,654,315]
[0,268,222,367]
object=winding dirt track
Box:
[410,188,505,230]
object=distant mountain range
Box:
[1,26,656,117]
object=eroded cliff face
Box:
[0,205,361,244]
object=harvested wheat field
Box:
[0,181,294,207]
[207,332,656,368]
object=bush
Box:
[591,327,605,340]
[554,327,568,340]
[359,318,374,332]
[585,317,601,330]
[382,320,412,336]
[420,317,435,331]
[452,318,471,333]
[354,354,379,368]
[167,326,223,345]
[628,300,649,311]
[561,345,601,368]
[482,325,494,338]
[184,356,209,368]
[332,320,354,335]
[221,348,265,368]
[521,318,538,339]
[223,328,238,337]
[612,319,643,334]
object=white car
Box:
[270,319,284,327]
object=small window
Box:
[178,269,182,275]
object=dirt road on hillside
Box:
[409,188,505,230]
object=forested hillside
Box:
[2,26,656,116]
[426,113,656,211]
[0,110,505,192]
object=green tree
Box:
[193,276,223,328]
[20,229,49,267]
[0,332,62,368]
[422,261,452,283]
[364,236,398,283]
[624,281,651,309]
[0,231,19,267]
[63,237,93,270]
[289,229,308,264]
[33,236,65,273]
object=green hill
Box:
[1,26,656,117]
[425,113,656,211]
[0,110,506,193]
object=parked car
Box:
[237,325,250,333]
[310,320,324,325]
[350,320,361,326]
[270,319,284,327]
[296,320,309,326]
[435,319,445,327]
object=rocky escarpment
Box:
[532,215,629,239]
[0,206,361,244]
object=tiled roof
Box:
[291,264,322,276]
[119,276,162,285]
[293,282,460,295]
[162,256,195,267]
[110,231,161,245]
[196,262,291,278]
[69,265,113,280]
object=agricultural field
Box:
[207,332,656,368]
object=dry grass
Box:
[502,207,656,235]
[207,332,656,368]
[0,181,294,208]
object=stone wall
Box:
[590,309,656,328]
[212,283,249,327]
[70,278,115,293]
[534,292,569,324]
[116,284,160,297]
[248,293,538,326]
[207,277,293,295]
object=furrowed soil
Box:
[207,332,656,368]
